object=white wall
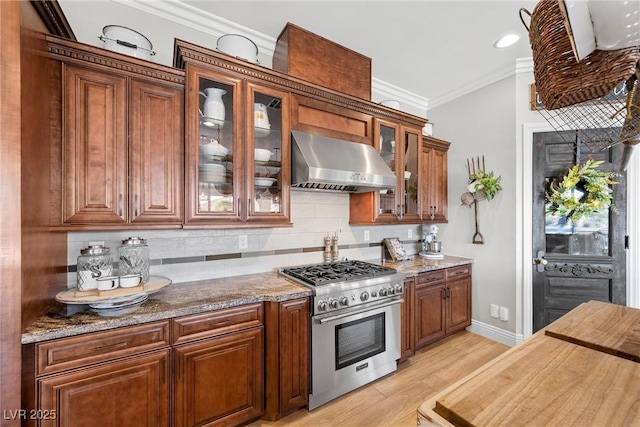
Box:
[427,76,518,336]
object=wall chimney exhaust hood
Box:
[290,130,397,193]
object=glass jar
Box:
[77,245,113,291]
[118,237,150,282]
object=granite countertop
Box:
[22,272,311,344]
[22,255,472,345]
[380,254,473,276]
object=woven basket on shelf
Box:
[522,0,640,110]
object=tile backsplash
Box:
[66,191,422,287]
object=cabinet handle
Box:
[91,341,128,353]
[134,194,139,217]
[446,287,451,299]
[442,289,446,300]
[118,193,123,217]
[430,206,436,221]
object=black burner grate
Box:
[281,260,396,286]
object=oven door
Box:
[309,297,402,410]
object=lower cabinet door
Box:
[38,350,170,427]
[399,278,415,362]
[414,283,446,349]
[174,327,264,427]
[446,276,472,333]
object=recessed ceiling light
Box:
[494,33,520,48]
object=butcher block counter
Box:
[418,300,640,426]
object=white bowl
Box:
[201,142,228,157]
[255,177,277,187]
[254,148,273,162]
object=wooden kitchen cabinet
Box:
[414,266,471,350]
[22,321,171,427]
[421,136,450,223]
[350,119,423,224]
[172,304,264,427]
[399,277,415,362]
[264,298,310,420]
[290,94,372,144]
[176,40,291,228]
[48,36,184,229]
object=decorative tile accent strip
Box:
[66,240,416,272]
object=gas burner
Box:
[280,260,396,287]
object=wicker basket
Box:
[522,0,640,110]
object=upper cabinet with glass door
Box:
[350,119,422,224]
[177,41,291,228]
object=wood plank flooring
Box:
[250,331,510,427]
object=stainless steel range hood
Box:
[290,130,397,193]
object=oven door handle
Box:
[317,298,404,324]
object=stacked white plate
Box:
[89,293,148,317]
[199,163,226,183]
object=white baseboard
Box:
[467,320,523,347]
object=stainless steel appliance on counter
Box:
[279,260,405,410]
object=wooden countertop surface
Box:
[418,301,640,427]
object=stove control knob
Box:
[318,301,328,312]
[329,299,338,309]
[394,284,403,294]
[387,286,395,295]
[379,288,387,297]
[360,292,370,302]
[339,296,349,306]
[371,291,377,298]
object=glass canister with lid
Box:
[77,245,113,291]
[118,237,150,283]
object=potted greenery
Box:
[545,160,620,223]
[468,170,503,201]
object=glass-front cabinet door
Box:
[377,121,400,222]
[186,65,243,224]
[401,127,422,222]
[245,82,290,225]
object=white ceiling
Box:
[57,0,538,113]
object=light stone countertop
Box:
[22,255,472,344]
[22,272,311,344]
[380,254,473,276]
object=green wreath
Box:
[546,160,620,223]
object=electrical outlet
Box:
[490,304,500,318]
[364,230,370,242]
[499,306,509,322]
[408,229,413,239]
[239,235,248,250]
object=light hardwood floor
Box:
[250,331,509,427]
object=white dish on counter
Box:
[89,293,148,310]
[55,276,171,304]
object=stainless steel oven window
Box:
[335,312,385,370]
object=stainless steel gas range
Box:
[279,260,405,410]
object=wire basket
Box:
[521,0,640,111]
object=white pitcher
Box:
[199,88,226,128]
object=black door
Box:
[532,130,627,332]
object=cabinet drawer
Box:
[36,321,170,376]
[415,270,445,286]
[446,265,472,280]
[173,303,263,345]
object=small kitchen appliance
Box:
[279,260,404,410]
[420,224,444,259]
